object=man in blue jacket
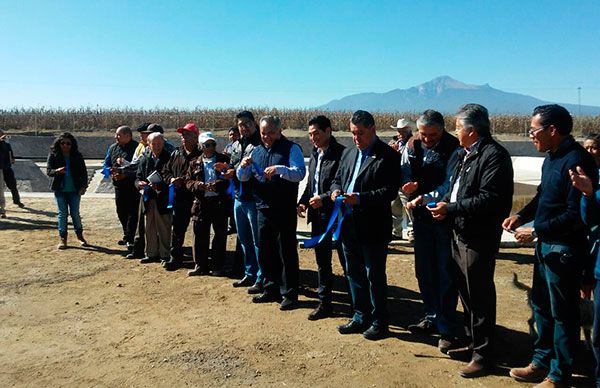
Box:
[505,104,598,388]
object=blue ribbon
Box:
[303,196,352,248]
[101,166,111,178]
[143,185,150,202]
[252,161,265,177]
[166,183,175,209]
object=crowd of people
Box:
[3,102,600,387]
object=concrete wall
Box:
[7,134,542,159]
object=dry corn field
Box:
[1,107,599,135]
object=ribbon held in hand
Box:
[166,183,175,209]
[303,196,352,248]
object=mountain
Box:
[319,76,600,115]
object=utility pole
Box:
[578,86,582,116]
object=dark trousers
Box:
[257,206,299,299]
[451,235,499,364]
[311,214,348,305]
[192,197,228,271]
[531,242,581,384]
[341,216,388,329]
[413,220,459,337]
[114,184,140,243]
[593,281,600,387]
[170,197,193,260]
[3,167,20,203]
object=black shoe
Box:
[188,265,210,276]
[125,252,139,259]
[247,282,263,295]
[459,360,489,378]
[140,256,160,264]
[447,346,474,361]
[363,325,389,341]
[438,336,466,355]
[117,239,127,246]
[233,276,255,288]
[407,319,438,335]
[163,259,181,271]
[252,292,282,304]
[210,268,229,277]
[308,304,333,321]
[15,202,25,208]
[337,320,368,335]
[279,297,297,311]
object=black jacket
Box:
[135,149,172,215]
[298,136,345,225]
[46,151,88,192]
[442,137,514,246]
[107,140,139,188]
[185,152,231,219]
[331,137,401,244]
[162,146,202,204]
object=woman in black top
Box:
[46,132,88,249]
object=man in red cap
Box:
[162,122,202,270]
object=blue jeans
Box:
[413,220,459,337]
[54,191,83,238]
[341,216,388,329]
[234,199,262,282]
[531,242,581,384]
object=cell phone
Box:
[426,202,437,209]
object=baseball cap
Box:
[177,122,199,136]
[142,123,164,134]
[198,131,216,144]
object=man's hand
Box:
[388,140,399,151]
[214,162,229,173]
[330,190,342,202]
[222,168,235,179]
[240,156,252,168]
[138,180,148,189]
[297,204,307,218]
[406,195,423,210]
[343,192,359,206]
[570,166,594,197]
[309,195,323,209]
[263,166,277,180]
[171,177,185,188]
[402,181,418,195]
[205,182,216,192]
[514,227,535,243]
[79,187,87,196]
[55,166,66,174]
[502,214,523,232]
[581,283,594,299]
[428,201,448,220]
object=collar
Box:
[465,139,482,155]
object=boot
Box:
[57,237,67,250]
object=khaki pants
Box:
[144,199,172,259]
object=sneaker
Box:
[76,233,88,247]
[509,363,548,383]
[407,318,438,335]
[57,238,67,250]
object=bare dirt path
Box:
[0,198,594,387]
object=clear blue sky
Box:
[1,0,599,110]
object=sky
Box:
[1,0,600,110]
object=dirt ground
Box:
[0,198,595,387]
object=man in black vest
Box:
[401,110,461,352]
[429,104,513,378]
[238,115,306,310]
[330,110,401,341]
[297,115,348,320]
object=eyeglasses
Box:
[528,125,550,137]
[203,142,216,148]
[61,142,72,146]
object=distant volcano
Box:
[319,76,600,115]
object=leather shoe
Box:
[188,265,210,276]
[140,256,160,264]
[407,318,438,335]
[279,296,297,311]
[252,292,282,304]
[509,363,548,383]
[446,345,473,361]
[438,336,466,354]
[459,360,488,378]
[337,320,367,335]
[232,276,255,288]
[247,283,264,295]
[533,378,568,388]
[307,304,333,321]
[363,325,389,341]
[163,259,181,271]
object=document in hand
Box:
[147,171,162,184]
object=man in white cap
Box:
[389,118,416,241]
[185,132,231,276]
